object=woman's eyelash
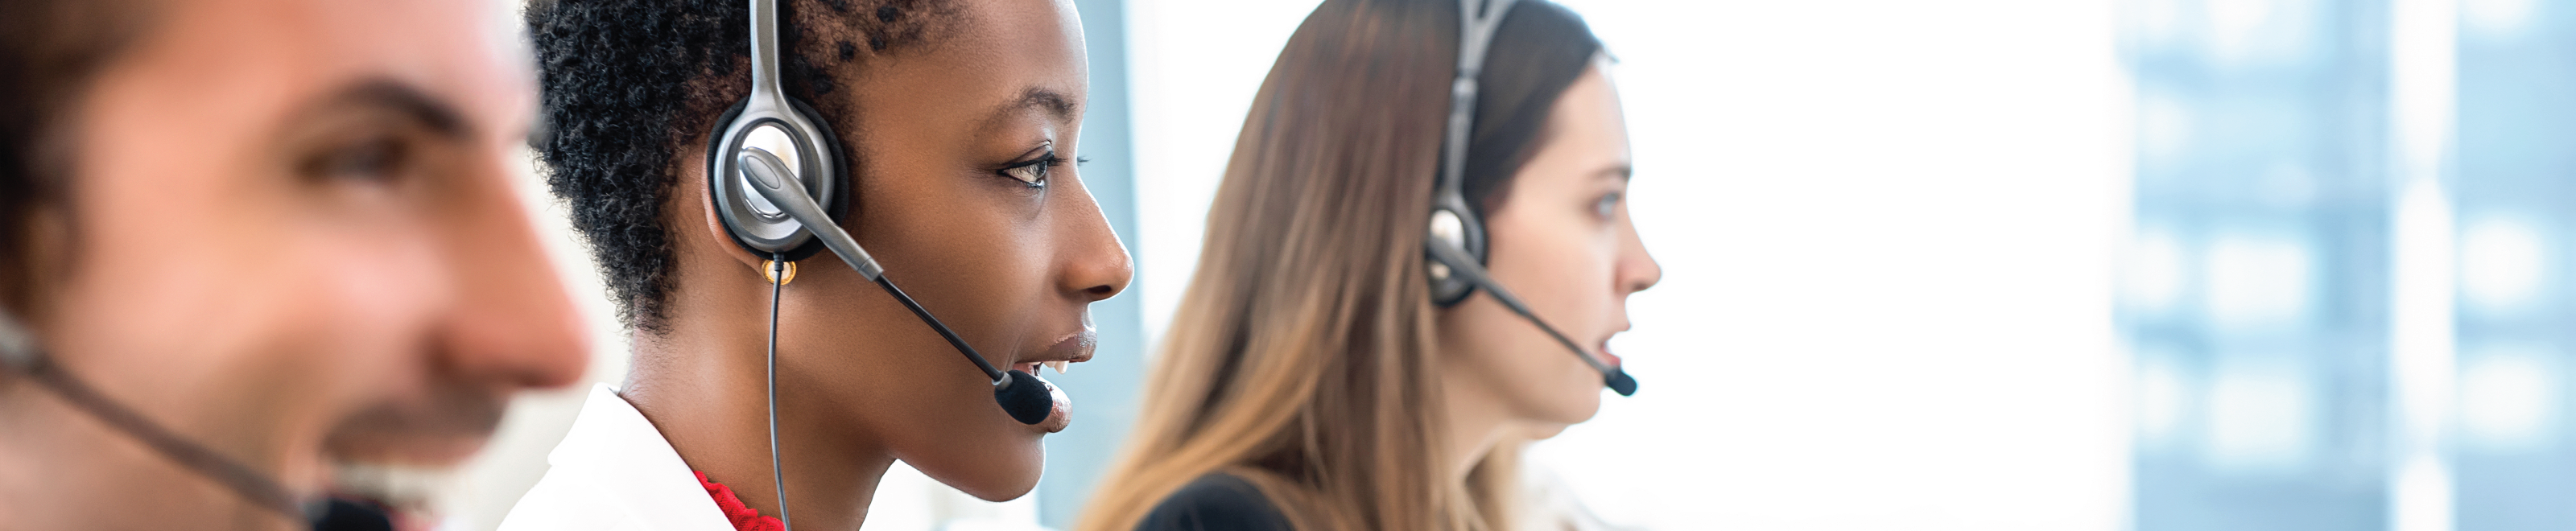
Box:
[997,150,1065,187]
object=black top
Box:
[1134,473,1294,531]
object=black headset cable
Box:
[766,254,795,531]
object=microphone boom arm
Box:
[738,148,1008,384]
[1425,239,1637,396]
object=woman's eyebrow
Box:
[1594,163,1633,182]
[985,86,1080,126]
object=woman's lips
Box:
[1010,330,1093,434]
[1044,330,1096,363]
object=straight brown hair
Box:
[1078,1,1603,530]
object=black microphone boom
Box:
[0,313,315,521]
[869,274,1055,425]
[1425,239,1637,396]
[740,148,1055,424]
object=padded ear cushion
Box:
[1427,194,1489,308]
[704,96,853,262]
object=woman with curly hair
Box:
[502,1,1130,529]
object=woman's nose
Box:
[1056,179,1135,303]
[1618,214,1661,296]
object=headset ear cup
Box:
[782,95,852,259]
[1429,254,1477,307]
[705,96,851,262]
[1426,204,1485,307]
[705,97,762,253]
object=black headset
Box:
[0,310,401,530]
[706,1,1059,529]
[1424,0,1637,397]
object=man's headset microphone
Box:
[0,311,398,529]
[0,1,1626,529]
[0,2,1056,529]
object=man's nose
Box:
[433,155,589,391]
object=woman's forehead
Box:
[828,0,1088,130]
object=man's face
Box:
[35,0,585,509]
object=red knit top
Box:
[695,471,786,531]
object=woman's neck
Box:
[1436,371,1514,485]
[625,322,894,531]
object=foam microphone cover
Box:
[309,497,393,531]
[994,370,1054,425]
[1605,368,1637,397]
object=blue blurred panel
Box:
[2454,0,2576,529]
[2124,0,2393,529]
[1038,0,1145,528]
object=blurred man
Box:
[0,0,587,529]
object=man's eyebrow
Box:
[989,86,1080,124]
[312,79,471,139]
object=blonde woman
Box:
[1080,0,1658,529]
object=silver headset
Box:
[704,2,1059,529]
[1422,0,1636,396]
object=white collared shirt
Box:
[497,385,738,531]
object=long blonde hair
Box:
[1079,1,1602,529]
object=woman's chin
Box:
[936,465,1042,502]
[1525,389,1604,427]
[1519,421,1574,440]
[903,437,1046,501]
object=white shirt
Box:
[497,385,738,531]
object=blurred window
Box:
[2124,0,2576,529]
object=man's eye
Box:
[308,137,409,183]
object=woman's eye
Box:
[1594,191,1623,219]
[1003,162,1046,184]
[997,151,1061,187]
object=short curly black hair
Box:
[525,0,961,332]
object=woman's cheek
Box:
[1512,335,1602,425]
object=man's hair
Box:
[0,0,154,315]
[525,0,960,332]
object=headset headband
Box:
[1422,0,1637,396]
[1438,0,1518,206]
[1425,0,1521,307]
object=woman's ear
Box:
[679,150,771,274]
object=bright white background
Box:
[1127,1,2134,529]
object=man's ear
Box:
[1,204,73,326]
